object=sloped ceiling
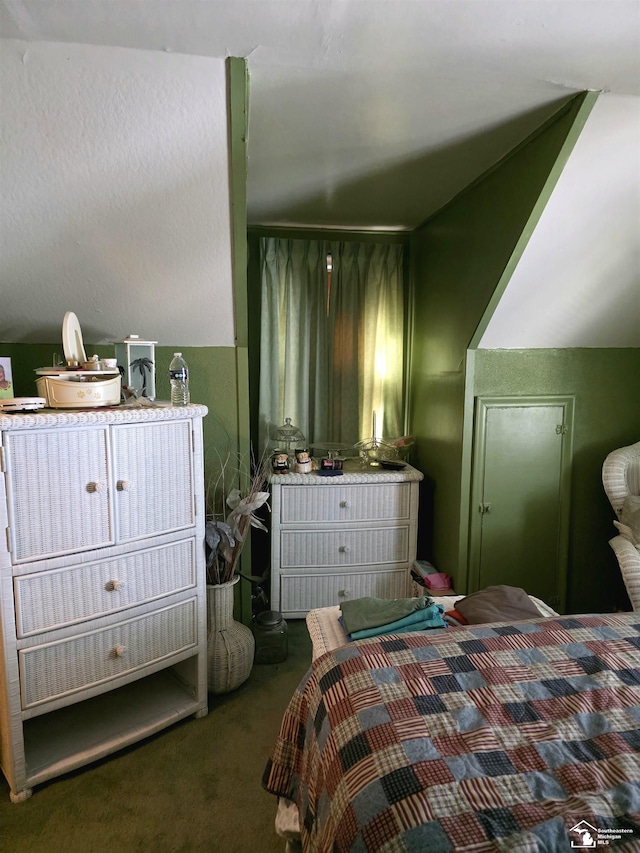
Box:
[2,0,639,230]
[0,0,638,347]
[481,94,640,348]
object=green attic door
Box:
[408,90,598,586]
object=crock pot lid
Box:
[62,311,87,364]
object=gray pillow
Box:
[456,585,541,625]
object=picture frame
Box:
[0,357,14,399]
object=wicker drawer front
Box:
[281,570,411,612]
[280,526,409,568]
[19,598,197,709]
[14,539,196,637]
[280,484,411,524]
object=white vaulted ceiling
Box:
[2,0,639,229]
[0,0,638,346]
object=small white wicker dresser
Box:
[0,404,208,802]
[269,464,423,618]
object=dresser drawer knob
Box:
[338,545,349,553]
[339,501,350,508]
[113,645,127,658]
[106,579,125,592]
[117,480,134,492]
[86,481,106,494]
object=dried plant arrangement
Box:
[204,448,271,586]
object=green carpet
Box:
[0,620,312,853]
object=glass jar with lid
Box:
[253,610,288,664]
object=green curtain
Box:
[259,237,405,452]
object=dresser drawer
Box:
[19,598,197,710]
[14,539,196,637]
[280,483,412,524]
[281,569,411,613]
[280,526,409,568]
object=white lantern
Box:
[115,335,157,399]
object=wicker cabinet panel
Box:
[280,570,411,613]
[14,539,196,637]
[5,428,112,562]
[280,483,411,524]
[112,421,194,541]
[19,598,197,710]
[280,527,409,568]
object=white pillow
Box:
[614,495,640,546]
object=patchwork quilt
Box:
[263,614,640,852]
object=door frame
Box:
[468,395,574,611]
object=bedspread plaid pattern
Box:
[263,614,640,852]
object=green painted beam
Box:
[226,57,253,625]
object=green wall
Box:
[473,348,640,613]
[408,92,596,586]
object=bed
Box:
[263,605,640,852]
[305,595,559,661]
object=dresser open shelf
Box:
[22,664,198,789]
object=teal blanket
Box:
[340,595,434,634]
[349,604,446,639]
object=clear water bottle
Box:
[169,353,190,406]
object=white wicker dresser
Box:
[269,464,423,618]
[0,404,208,802]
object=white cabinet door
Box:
[112,420,195,542]
[5,427,113,563]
